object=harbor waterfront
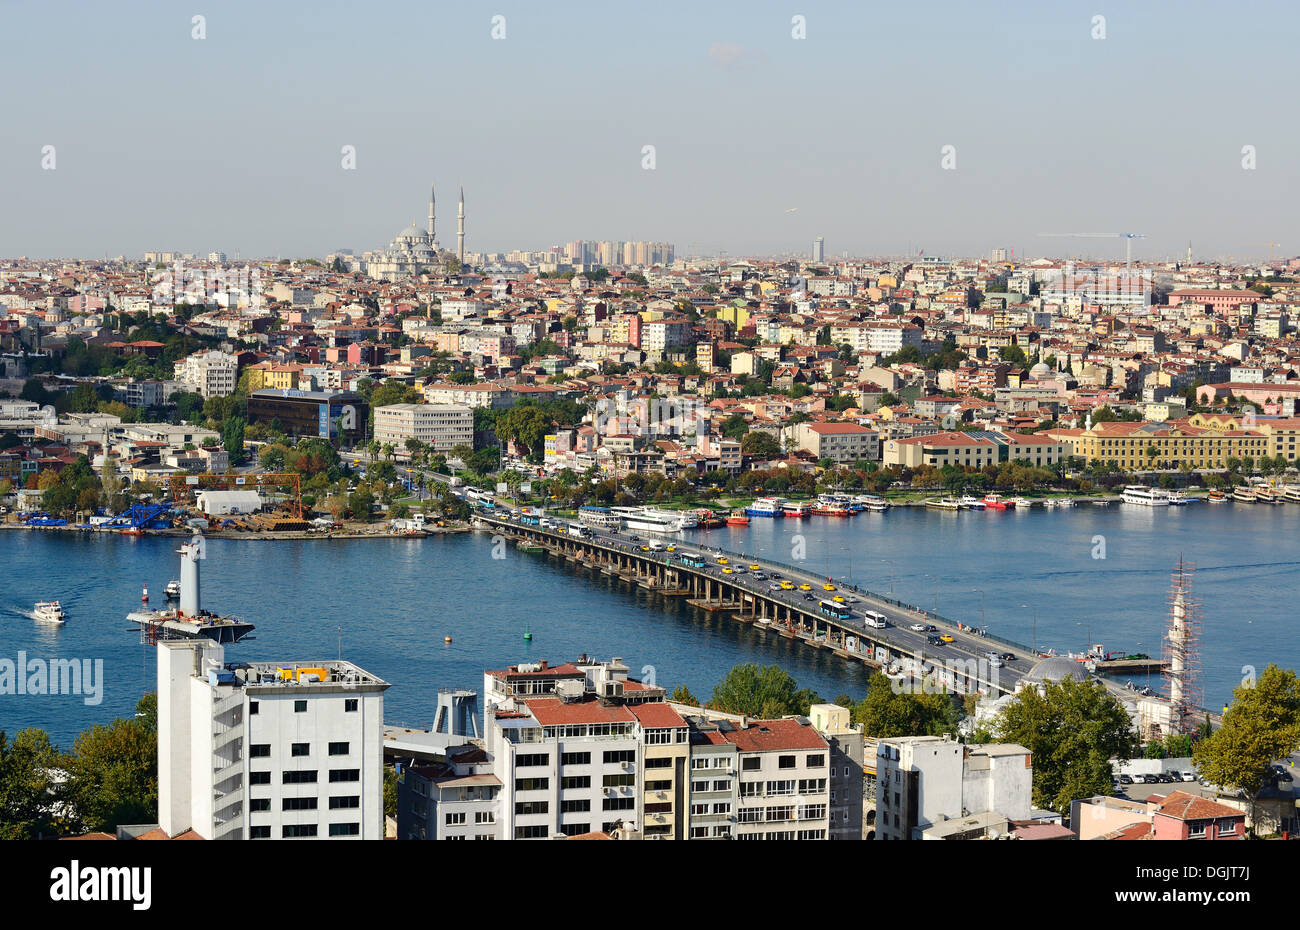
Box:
[3,501,1298,745]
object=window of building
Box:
[249,771,271,785]
[514,825,548,839]
[294,700,307,713]
[742,757,761,771]
[778,755,796,769]
[329,823,360,837]
[561,751,590,766]
[329,796,360,810]
[249,744,271,758]
[517,753,549,767]
[475,811,494,824]
[646,757,672,769]
[601,773,635,788]
[445,812,466,826]
[806,754,825,768]
[283,797,318,811]
[515,777,549,792]
[248,701,258,715]
[603,750,635,764]
[345,699,358,712]
[561,775,591,790]
[329,769,360,783]
[283,770,317,784]
[328,742,349,756]
[249,825,271,839]
[291,743,310,757]
[282,824,318,838]
[561,799,591,813]
[249,798,270,812]
[602,796,635,811]
[515,801,548,816]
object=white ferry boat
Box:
[1166,491,1189,506]
[578,506,622,530]
[745,497,786,518]
[1231,486,1256,503]
[782,500,812,518]
[1284,485,1300,504]
[925,497,962,511]
[1122,486,1170,506]
[609,506,692,534]
[33,601,66,624]
[958,495,985,510]
[857,494,888,512]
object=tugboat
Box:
[982,493,1009,511]
[33,601,67,624]
[726,509,750,527]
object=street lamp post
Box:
[1020,604,1037,656]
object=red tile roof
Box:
[524,697,636,726]
[719,718,827,753]
[1153,790,1244,822]
[628,703,686,729]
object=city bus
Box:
[819,600,852,621]
[678,553,707,568]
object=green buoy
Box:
[524,627,532,641]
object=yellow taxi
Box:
[832,595,845,603]
[798,583,812,592]
[823,584,836,592]
[939,634,955,644]
[748,564,761,571]
[721,567,733,574]
[780,581,795,590]
[717,557,729,565]
[639,545,650,551]
[666,545,676,552]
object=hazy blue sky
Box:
[1,0,1294,261]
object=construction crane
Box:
[1038,232,1146,268]
[1247,242,1281,263]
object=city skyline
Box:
[1,1,1296,261]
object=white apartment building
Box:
[641,318,691,353]
[374,403,473,452]
[173,349,239,398]
[157,639,389,840]
[875,736,1032,840]
[728,718,832,840]
[829,322,923,354]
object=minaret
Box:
[427,184,436,240]
[457,186,465,265]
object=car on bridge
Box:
[780,581,795,590]
[910,622,927,632]
[823,584,835,592]
[939,634,955,643]
[748,564,760,571]
[716,557,728,564]
[798,583,812,591]
[721,568,733,574]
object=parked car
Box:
[1180,771,1196,782]
[1118,774,1133,785]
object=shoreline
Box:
[0,522,472,541]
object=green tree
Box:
[670,685,700,706]
[710,664,820,718]
[222,416,246,464]
[852,673,960,739]
[63,693,158,832]
[741,431,781,458]
[993,676,1137,817]
[1193,664,1300,834]
[384,766,398,823]
[0,728,65,839]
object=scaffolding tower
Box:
[1162,558,1203,734]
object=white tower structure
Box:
[428,184,436,239]
[457,186,465,265]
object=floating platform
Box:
[128,609,255,644]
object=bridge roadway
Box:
[480,512,1041,696]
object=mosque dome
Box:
[1025,656,1088,684]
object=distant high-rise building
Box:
[990,248,1009,263]
[812,237,825,262]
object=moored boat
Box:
[726,509,750,527]
[925,497,962,511]
[692,508,724,528]
[782,500,812,518]
[1232,486,1256,503]
[1122,486,1169,506]
[745,497,786,518]
[165,579,182,598]
[958,495,985,510]
[982,493,1009,510]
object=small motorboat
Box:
[165,579,182,598]
[33,601,67,624]
[726,509,750,527]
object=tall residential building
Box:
[173,349,238,398]
[374,403,473,452]
[157,639,390,840]
[808,703,866,840]
[812,237,825,262]
[875,736,1032,840]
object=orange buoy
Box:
[444,636,453,644]
[142,586,149,603]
